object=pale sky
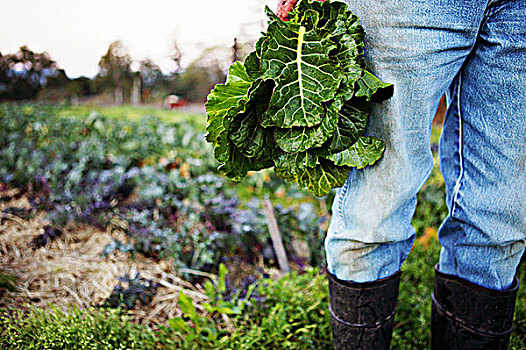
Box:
[0,0,276,78]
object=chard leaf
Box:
[245,36,266,80]
[292,0,348,34]
[213,128,237,164]
[261,8,342,128]
[332,32,364,100]
[341,10,366,58]
[274,104,338,153]
[326,136,385,168]
[328,97,369,153]
[355,70,394,102]
[214,79,278,180]
[227,61,253,83]
[218,146,272,182]
[274,150,319,181]
[294,0,364,95]
[229,79,276,159]
[297,159,350,197]
[205,62,253,144]
[275,165,297,182]
[204,0,393,196]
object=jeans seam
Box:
[450,72,464,218]
[337,175,350,222]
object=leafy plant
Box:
[0,272,17,295]
[205,0,393,196]
[0,305,163,349]
[167,263,261,348]
[168,291,227,348]
[222,268,333,349]
[1,104,328,278]
[203,263,267,313]
[101,272,159,310]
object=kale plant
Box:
[101,272,159,310]
[205,0,393,196]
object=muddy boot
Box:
[431,265,519,350]
[328,270,401,350]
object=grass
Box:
[56,104,206,128]
[0,272,17,298]
[0,306,162,350]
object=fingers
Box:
[277,0,326,21]
[277,0,298,21]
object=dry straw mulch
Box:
[0,194,207,327]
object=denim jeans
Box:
[326,0,526,290]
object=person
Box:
[276,0,526,349]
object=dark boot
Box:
[328,270,401,350]
[431,265,519,350]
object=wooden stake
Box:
[263,198,290,274]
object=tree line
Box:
[0,39,248,104]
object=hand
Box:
[277,0,325,21]
[277,0,298,21]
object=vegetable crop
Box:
[205,0,393,196]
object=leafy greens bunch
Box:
[205,0,393,196]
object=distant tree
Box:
[138,59,165,91]
[96,41,133,104]
[233,38,240,63]
[36,68,77,101]
[172,46,230,102]
[0,52,8,88]
[137,59,170,103]
[67,77,93,97]
[171,39,183,74]
[0,46,60,100]
[45,68,70,89]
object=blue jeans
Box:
[326,0,526,290]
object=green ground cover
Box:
[56,105,206,128]
[0,103,524,349]
[2,240,524,349]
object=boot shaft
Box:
[329,271,401,350]
[431,265,519,350]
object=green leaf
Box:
[213,79,277,180]
[292,0,348,35]
[216,145,274,181]
[227,61,253,83]
[274,150,319,181]
[355,70,394,102]
[245,36,266,80]
[202,303,214,313]
[168,317,190,333]
[178,291,197,318]
[297,159,350,197]
[297,0,365,100]
[328,98,370,153]
[274,103,338,153]
[228,79,276,159]
[326,136,385,168]
[261,9,342,128]
[215,306,236,315]
[203,280,216,299]
[218,263,228,293]
[205,62,253,144]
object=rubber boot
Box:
[328,270,401,350]
[431,265,519,350]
